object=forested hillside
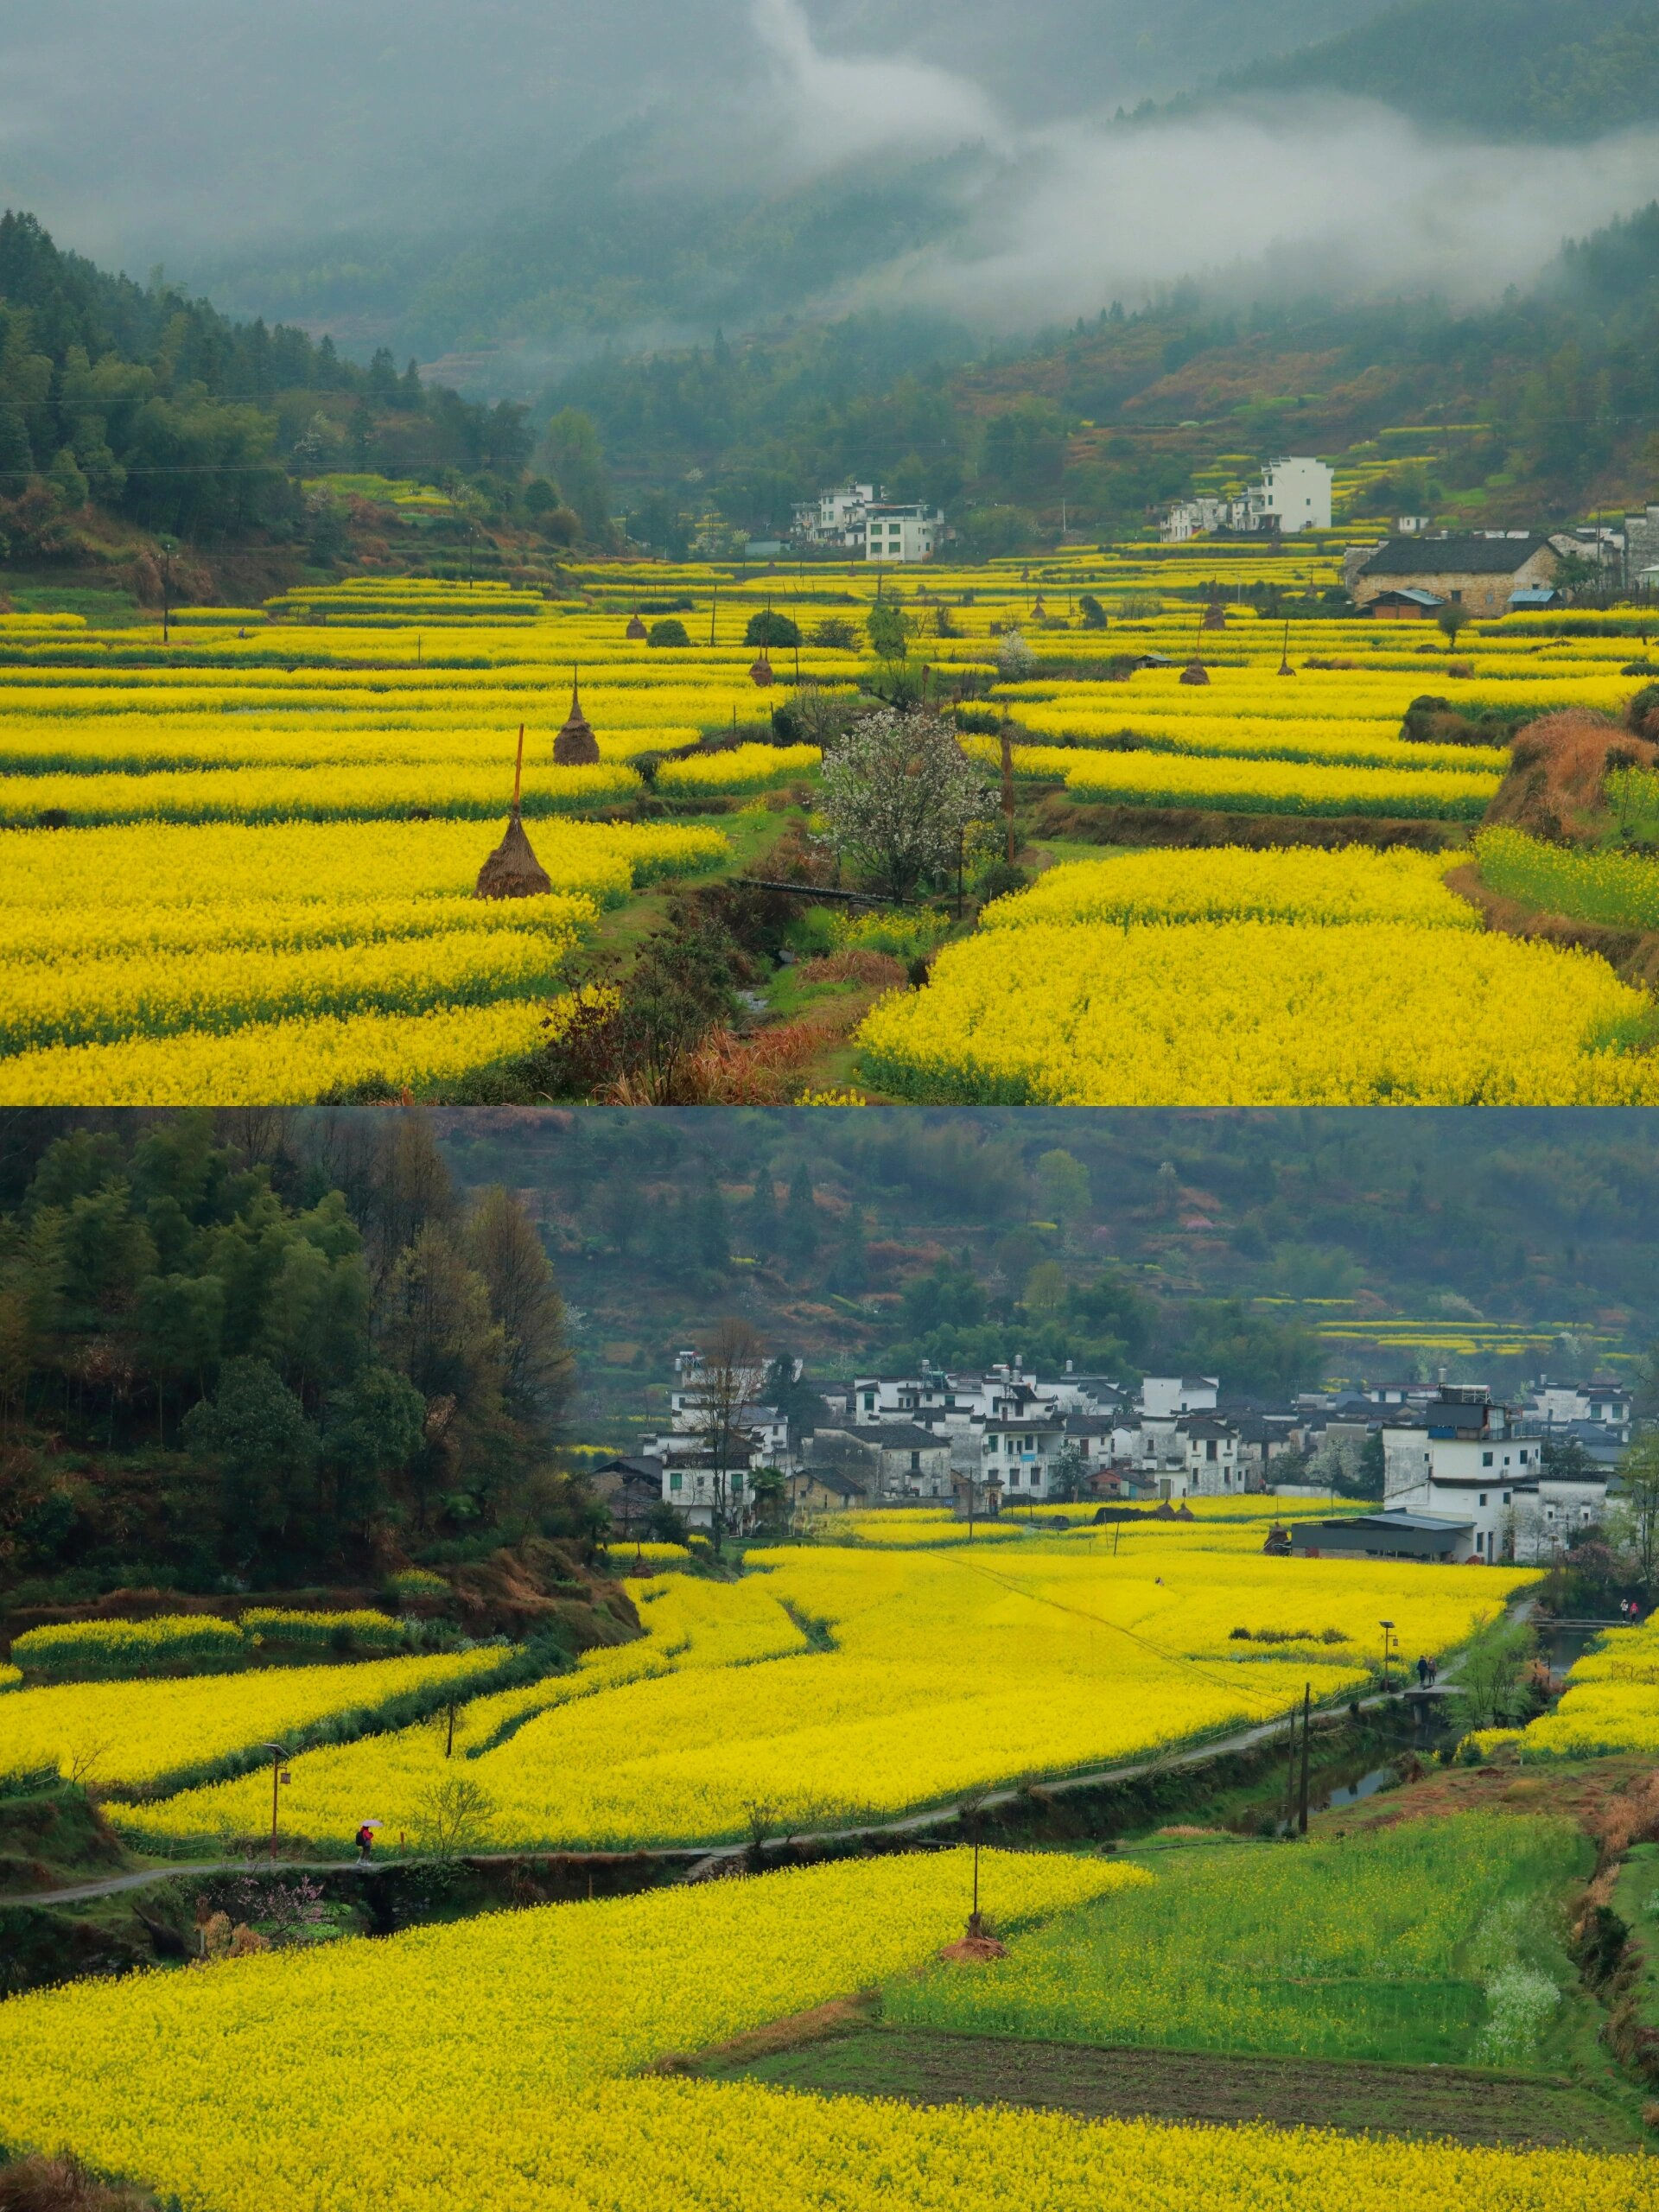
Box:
[1217,0,1659,140]
[0,1112,584,1601]
[428,1108,1659,1420]
[563,193,1659,547]
[0,212,531,568]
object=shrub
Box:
[647,619,690,648]
[810,618,859,651]
[955,706,1003,735]
[242,1609,410,1656]
[384,1569,449,1605]
[744,611,801,648]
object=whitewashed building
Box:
[1141,1376,1220,1419]
[1256,456,1332,532]
[1160,459,1332,542]
[791,483,877,549]
[865,502,944,563]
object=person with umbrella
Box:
[354,1820,382,1863]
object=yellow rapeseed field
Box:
[856,917,1659,1104]
[980,846,1478,931]
[5,561,1652,1103]
[0,1646,509,1791]
[0,811,721,1100]
[119,1542,1530,1852]
[0,1850,1646,2212]
[1478,1615,1659,1759]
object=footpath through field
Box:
[10,1620,1503,1909]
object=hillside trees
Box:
[0,210,534,547]
[0,1111,581,1589]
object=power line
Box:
[944,1545,1293,1711]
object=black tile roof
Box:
[1359,535,1553,578]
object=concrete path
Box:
[9,1597,1523,1910]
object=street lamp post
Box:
[1379,1620,1396,1694]
[259,1742,289,1860]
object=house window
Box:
[1503,1491,1511,1505]
[910,1451,920,1471]
[670,1474,682,1492]
[1478,1492,1487,1507]
[1482,1452,1493,1466]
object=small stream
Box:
[1319,1764,1398,1812]
[1545,1624,1614,1676]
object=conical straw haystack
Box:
[553,669,601,764]
[475,726,553,899]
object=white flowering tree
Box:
[817,710,997,904]
[996,631,1036,681]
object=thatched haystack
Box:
[475,809,553,899]
[1482,709,1659,844]
[1178,661,1211,686]
[626,613,647,640]
[749,652,775,688]
[553,678,601,765]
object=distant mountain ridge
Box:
[1211,0,1659,140]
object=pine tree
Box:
[0,402,34,493]
[692,1175,730,1271]
[742,1160,779,1257]
[779,1161,820,1265]
[825,1206,868,1297]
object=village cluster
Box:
[594,1353,1634,1568]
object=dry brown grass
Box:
[634,959,904,1104]
[797,949,906,988]
[0,2157,155,2212]
[1484,709,1658,842]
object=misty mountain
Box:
[0,0,1392,272]
[6,0,1659,407]
[1215,0,1659,142]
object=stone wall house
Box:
[805,1421,953,1500]
[786,1466,868,1514]
[1351,535,1560,619]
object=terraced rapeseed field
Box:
[0,1847,1647,2212]
[4,557,1655,1102]
[1478,1615,1659,1760]
[857,913,1659,1104]
[0,1645,512,1792]
[115,1540,1530,1853]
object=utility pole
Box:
[1001,721,1016,863]
[260,1742,289,1860]
[160,537,175,644]
[1281,1701,1298,1837]
[1297,1681,1312,1834]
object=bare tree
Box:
[1611,1436,1659,1595]
[410,1774,497,1857]
[690,1319,768,1560]
[464,1185,575,1424]
[62,1738,115,1789]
